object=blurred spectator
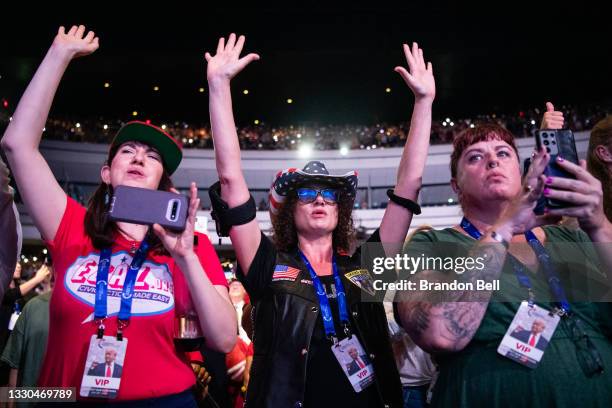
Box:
[0,154,21,303]
[1,268,53,396]
[0,263,51,385]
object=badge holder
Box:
[80,319,129,399]
[331,334,376,392]
[497,301,560,369]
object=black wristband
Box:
[386,189,421,214]
[209,181,257,237]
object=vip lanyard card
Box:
[80,335,128,399]
[331,336,375,392]
[7,311,20,331]
[497,301,559,369]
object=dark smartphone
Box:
[108,185,189,231]
[532,129,580,212]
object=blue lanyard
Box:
[298,250,351,342]
[460,218,570,314]
[95,239,150,336]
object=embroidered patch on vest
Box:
[300,279,313,285]
[272,264,301,281]
[345,269,376,296]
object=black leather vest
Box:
[244,248,403,408]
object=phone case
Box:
[108,185,189,231]
[535,129,579,210]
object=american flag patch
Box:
[272,265,301,281]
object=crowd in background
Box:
[1,104,608,151]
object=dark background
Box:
[1,4,610,125]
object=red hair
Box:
[450,124,519,178]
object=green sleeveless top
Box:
[404,225,612,408]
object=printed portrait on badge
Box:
[331,336,375,392]
[80,335,128,399]
[497,301,559,369]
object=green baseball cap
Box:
[111,121,183,174]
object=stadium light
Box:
[103,124,108,130]
[153,86,160,91]
[298,144,313,158]
[254,119,260,125]
[243,89,249,95]
[104,82,110,88]
[76,123,81,128]
[199,87,205,93]
[132,111,138,117]
[531,120,536,125]
[287,98,293,104]
[161,124,167,130]
[385,87,391,93]
[340,146,349,156]
[43,249,48,254]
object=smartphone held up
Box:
[524,129,580,215]
[107,185,189,231]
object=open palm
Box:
[395,42,435,100]
[205,34,260,82]
[53,25,99,59]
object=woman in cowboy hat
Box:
[205,34,435,408]
[1,26,236,405]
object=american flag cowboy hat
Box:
[269,161,358,215]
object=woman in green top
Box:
[397,123,612,407]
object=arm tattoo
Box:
[398,241,508,351]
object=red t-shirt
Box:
[38,197,227,401]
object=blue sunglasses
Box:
[296,188,339,204]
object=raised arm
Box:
[379,42,435,245]
[0,26,98,241]
[206,34,262,274]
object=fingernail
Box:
[545,177,553,184]
[543,188,551,196]
[557,156,564,162]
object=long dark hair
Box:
[272,191,355,254]
[84,142,174,251]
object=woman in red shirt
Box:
[1,25,237,405]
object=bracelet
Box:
[386,189,421,214]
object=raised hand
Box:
[496,147,560,236]
[394,42,435,101]
[153,182,200,260]
[541,102,565,129]
[205,33,260,83]
[34,264,51,282]
[52,25,99,59]
[541,158,607,234]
